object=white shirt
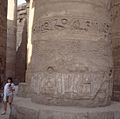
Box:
[3,83,15,102]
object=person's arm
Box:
[8,84,15,92]
[9,87,15,91]
[3,84,7,102]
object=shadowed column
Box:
[111,0,120,101]
[0,0,7,89]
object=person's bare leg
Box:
[4,101,7,111]
[9,103,12,110]
[4,101,7,110]
[9,96,13,110]
[1,102,7,115]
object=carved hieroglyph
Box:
[28,0,113,107]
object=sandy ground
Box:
[0,103,10,119]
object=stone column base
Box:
[10,96,120,119]
[17,83,31,98]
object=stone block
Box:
[10,102,39,119]
[10,97,120,119]
[114,111,120,119]
[88,111,114,119]
[17,83,31,98]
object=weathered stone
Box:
[114,111,120,119]
[0,0,7,89]
[111,0,120,101]
[88,111,114,119]
[10,97,120,119]
[16,3,29,83]
[6,0,17,79]
[18,3,28,11]
[17,83,31,98]
[8,0,120,119]
[10,98,39,119]
[25,0,113,107]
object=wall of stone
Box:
[0,0,7,89]
[111,0,120,101]
[16,3,29,83]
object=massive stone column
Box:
[10,1,120,119]
[0,0,7,89]
[6,0,17,79]
[28,0,113,107]
[111,0,120,101]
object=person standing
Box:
[1,77,15,115]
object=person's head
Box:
[7,77,13,83]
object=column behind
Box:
[6,0,17,80]
[0,0,7,89]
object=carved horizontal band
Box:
[33,16,110,35]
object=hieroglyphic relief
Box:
[31,72,111,100]
[111,6,120,21]
[111,0,120,22]
[33,16,110,36]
